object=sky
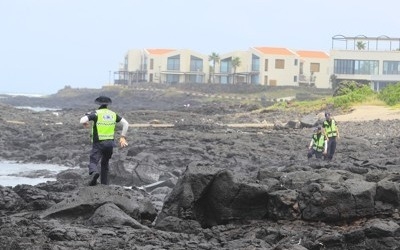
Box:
[0,0,399,94]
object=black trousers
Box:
[88,140,115,185]
[308,148,323,159]
[326,137,337,160]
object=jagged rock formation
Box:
[0,87,400,249]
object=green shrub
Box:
[379,82,400,106]
[333,85,374,108]
[334,80,367,96]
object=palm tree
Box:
[207,65,213,83]
[208,52,220,84]
[356,41,366,50]
[231,57,241,84]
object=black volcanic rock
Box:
[0,85,400,249]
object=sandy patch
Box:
[334,105,400,122]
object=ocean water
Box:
[1,95,66,187]
[1,92,60,112]
[15,106,61,112]
[0,161,70,187]
[1,93,46,97]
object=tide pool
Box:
[0,161,70,187]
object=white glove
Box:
[119,137,128,148]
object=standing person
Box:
[307,126,327,159]
[322,112,340,161]
[80,96,129,186]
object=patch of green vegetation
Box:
[262,97,333,114]
[378,82,400,106]
[263,82,381,114]
[334,80,365,96]
[333,85,375,108]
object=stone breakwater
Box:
[1,96,400,249]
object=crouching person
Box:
[307,126,327,159]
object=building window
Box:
[275,59,285,69]
[334,59,354,74]
[264,75,268,84]
[251,74,259,84]
[264,59,268,71]
[150,59,154,70]
[294,75,297,82]
[269,79,277,86]
[294,59,298,66]
[220,76,228,84]
[188,74,203,83]
[167,55,180,71]
[299,62,304,74]
[383,61,400,75]
[252,54,260,72]
[310,63,320,73]
[142,54,148,71]
[334,59,378,75]
[220,59,232,73]
[355,60,379,75]
[166,74,179,83]
[190,56,203,72]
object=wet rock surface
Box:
[0,85,400,249]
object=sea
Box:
[1,93,67,187]
[0,161,70,187]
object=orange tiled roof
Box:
[146,49,176,55]
[296,50,329,59]
[254,47,295,56]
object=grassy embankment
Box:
[107,82,400,114]
[264,82,400,114]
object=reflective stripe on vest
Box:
[324,119,337,138]
[312,134,325,152]
[95,109,116,141]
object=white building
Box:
[330,35,400,91]
[115,35,400,90]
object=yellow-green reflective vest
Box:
[94,109,117,141]
[312,134,325,152]
[323,119,337,138]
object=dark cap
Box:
[95,96,112,105]
[314,126,322,132]
[325,112,331,118]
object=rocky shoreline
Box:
[1,86,400,249]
